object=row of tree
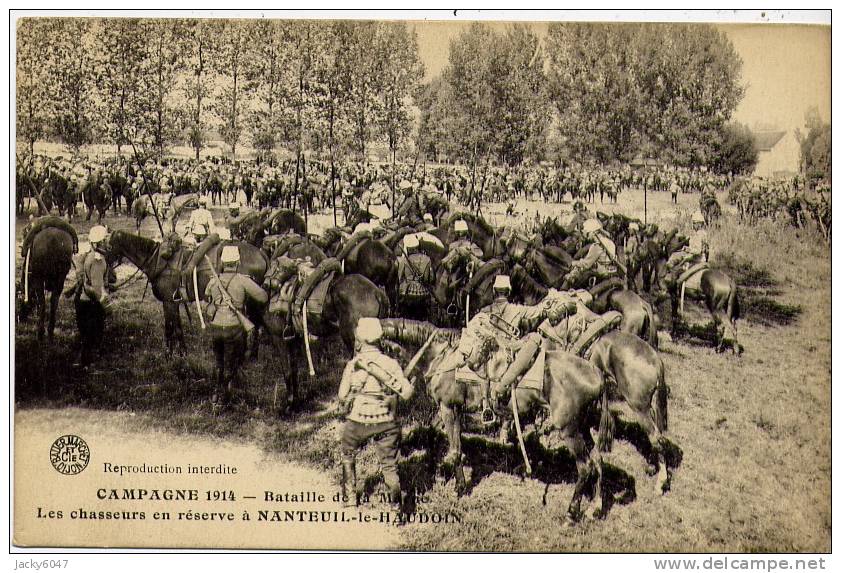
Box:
[417,22,752,174]
[16,18,424,168]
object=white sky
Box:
[412,21,831,135]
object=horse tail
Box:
[652,359,668,434]
[641,298,659,349]
[596,382,615,453]
[376,284,391,318]
[727,277,739,322]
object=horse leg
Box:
[439,404,466,495]
[35,285,47,342]
[162,302,178,355]
[561,429,592,523]
[47,286,61,342]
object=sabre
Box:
[403,327,439,379]
[194,265,205,330]
[23,248,31,303]
[302,300,316,377]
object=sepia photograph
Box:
[10,10,831,554]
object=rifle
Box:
[203,255,255,333]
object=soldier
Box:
[188,196,216,241]
[661,211,709,289]
[472,275,550,406]
[419,212,436,232]
[225,202,243,231]
[337,318,414,510]
[563,218,621,289]
[71,225,111,367]
[204,245,268,400]
[448,219,483,258]
[397,234,434,320]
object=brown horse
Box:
[394,321,612,522]
[588,331,671,493]
[18,226,75,341]
[667,268,742,354]
[105,230,268,354]
[261,273,390,406]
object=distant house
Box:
[753,130,800,177]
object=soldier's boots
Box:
[341,458,358,508]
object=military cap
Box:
[355,317,383,344]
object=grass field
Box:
[13,188,831,552]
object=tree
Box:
[216,20,249,159]
[244,20,286,158]
[546,23,639,163]
[376,22,424,195]
[182,20,216,160]
[345,21,382,159]
[798,107,831,183]
[95,18,150,156]
[544,22,745,167]
[140,19,187,159]
[47,19,97,153]
[16,19,52,159]
[710,122,758,175]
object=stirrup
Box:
[281,323,295,341]
[481,407,497,427]
[172,289,185,303]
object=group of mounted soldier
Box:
[18,150,749,522]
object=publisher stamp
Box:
[49,435,90,476]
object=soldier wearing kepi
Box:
[204,245,268,400]
[70,225,111,367]
[448,219,483,259]
[477,275,550,407]
[338,318,414,510]
[397,234,434,320]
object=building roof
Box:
[754,131,787,152]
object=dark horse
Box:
[105,230,268,354]
[320,229,399,306]
[388,320,613,522]
[18,225,75,341]
[261,272,390,406]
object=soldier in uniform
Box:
[419,212,436,232]
[71,225,111,367]
[563,218,620,289]
[661,211,709,289]
[337,318,414,509]
[204,245,268,399]
[475,275,552,405]
[187,195,216,241]
[397,234,434,320]
[448,220,482,258]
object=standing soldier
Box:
[70,225,111,367]
[204,246,268,401]
[188,196,216,242]
[337,318,414,510]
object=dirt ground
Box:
[13,187,831,552]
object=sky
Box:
[411,20,830,134]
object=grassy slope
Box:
[14,189,831,552]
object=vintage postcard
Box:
[11,10,831,553]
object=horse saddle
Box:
[517,349,546,391]
[677,262,709,292]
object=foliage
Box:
[797,107,831,184]
[45,19,98,152]
[710,122,758,175]
[16,19,52,158]
[545,23,745,168]
[420,23,549,166]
